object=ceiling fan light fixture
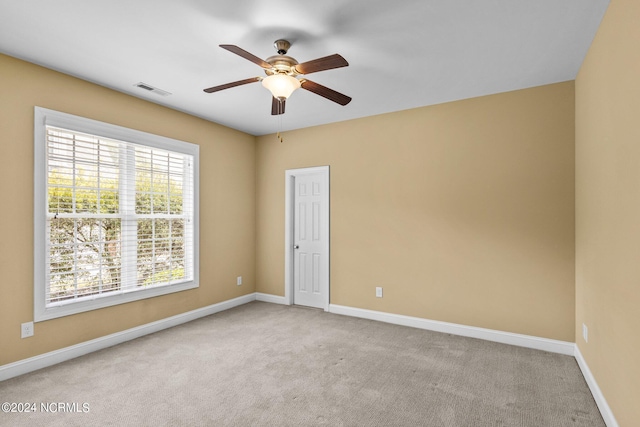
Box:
[262,74,301,99]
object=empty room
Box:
[0,0,637,425]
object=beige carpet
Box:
[0,302,604,426]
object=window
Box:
[34,107,199,321]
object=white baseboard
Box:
[329,304,575,356]
[255,292,288,305]
[0,293,256,382]
[574,345,619,427]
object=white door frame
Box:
[284,166,330,311]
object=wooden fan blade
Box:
[294,54,348,75]
[220,45,272,69]
[203,77,260,93]
[271,97,286,115]
[300,79,352,106]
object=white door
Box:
[286,167,329,310]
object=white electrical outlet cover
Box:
[21,322,34,338]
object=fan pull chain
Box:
[276,100,284,143]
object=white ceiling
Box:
[0,0,609,136]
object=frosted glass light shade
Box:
[262,74,301,99]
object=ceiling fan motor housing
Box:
[264,55,299,76]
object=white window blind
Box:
[34,107,199,321]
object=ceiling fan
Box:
[203,40,352,115]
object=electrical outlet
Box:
[582,323,588,343]
[375,287,383,298]
[237,276,242,286]
[21,322,34,339]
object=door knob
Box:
[293,245,299,249]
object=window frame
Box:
[34,107,199,322]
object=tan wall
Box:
[575,0,640,424]
[0,54,256,365]
[256,82,575,341]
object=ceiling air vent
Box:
[134,82,171,97]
